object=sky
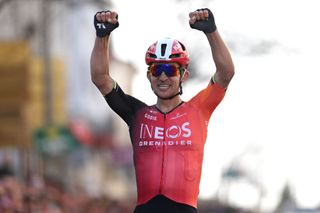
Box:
[104,0,320,211]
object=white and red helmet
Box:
[145,38,189,67]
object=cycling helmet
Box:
[145,38,189,67]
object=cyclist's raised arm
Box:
[189,8,234,89]
[90,10,119,95]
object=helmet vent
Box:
[169,53,181,58]
[148,53,157,58]
[161,44,167,57]
[178,41,186,51]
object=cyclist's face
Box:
[147,63,188,99]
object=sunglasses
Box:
[149,63,182,77]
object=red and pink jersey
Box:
[105,81,225,208]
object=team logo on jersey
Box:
[138,122,192,147]
[144,113,157,121]
[170,112,187,120]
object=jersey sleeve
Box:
[190,79,226,118]
[104,82,147,126]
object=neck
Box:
[156,96,183,113]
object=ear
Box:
[181,70,189,83]
[147,71,151,82]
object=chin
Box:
[155,91,173,99]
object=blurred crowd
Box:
[0,164,255,213]
[0,165,134,213]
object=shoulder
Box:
[188,80,226,104]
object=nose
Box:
[158,71,169,80]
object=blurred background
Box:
[0,0,319,212]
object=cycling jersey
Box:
[104,80,225,208]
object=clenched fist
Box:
[189,8,216,33]
[94,10,119,37]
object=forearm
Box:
[90,36,114,95]
[206,30,234,88]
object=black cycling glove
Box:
[94,10,119,38]
[190,8,216,33]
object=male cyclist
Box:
[90,8,234,213]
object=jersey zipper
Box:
[159,113,167,193]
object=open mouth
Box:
[158,84,170,90]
